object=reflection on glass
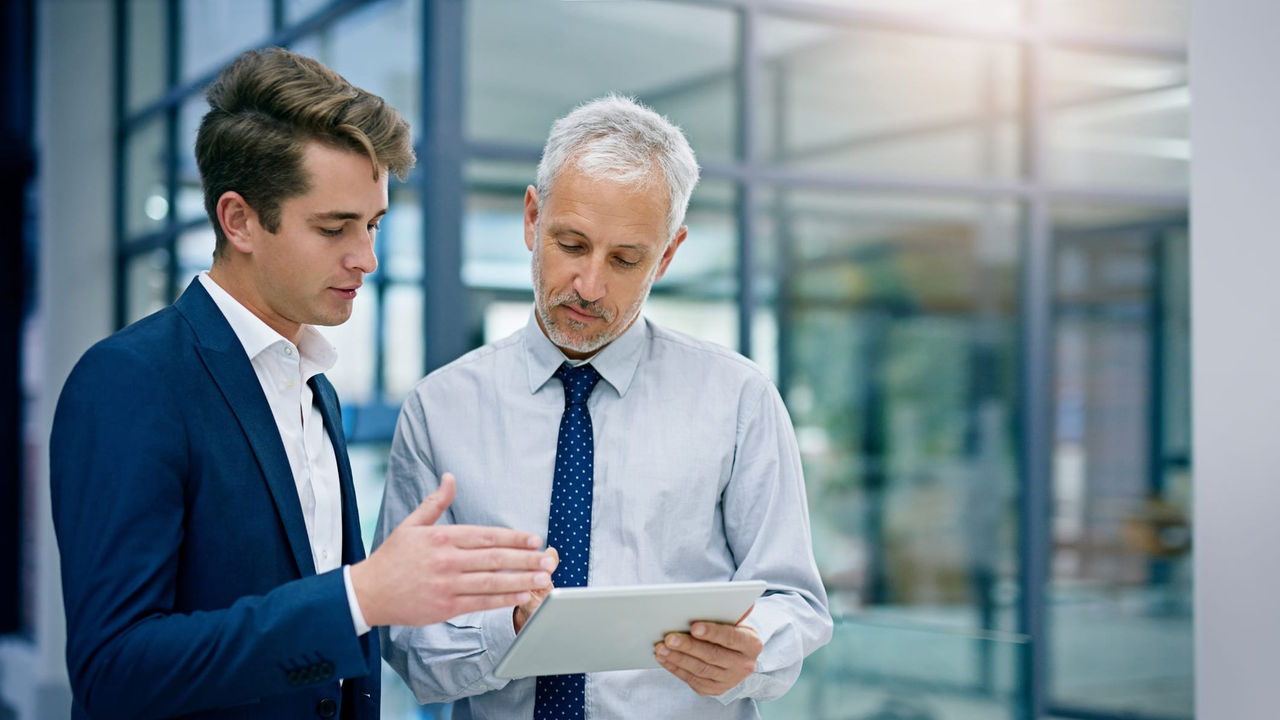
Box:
[756,16,1021,181]
[181,0,271,83]
[126,118,168,237]
[1049,205,1191,719]
[762,617,1028,720]
[128,0,167,112]
[466,0,736,161]
[126,249,170,324]
[1046,50,1188,190]
[1043,0,1189,43]
[757,190,1020,631]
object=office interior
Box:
[11,0,1274,718]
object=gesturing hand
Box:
[350,473,558,628]
[654,613,763,697]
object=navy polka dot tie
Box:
[534,363,601,720]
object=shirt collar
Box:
[198,272,337,377]
[522,306,645,398]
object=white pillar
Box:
[1191,1,1280,718]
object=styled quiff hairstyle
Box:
[196,47,415,258]
[536,94,699,242]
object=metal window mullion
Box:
[113,0,129,330]
[419,0,467,375]
[1016,1,1052,717]
[163,0,182,304]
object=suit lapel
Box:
[175,280,317,578]
[309,375,366,564]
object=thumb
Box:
[405,472,456,526]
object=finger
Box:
[656,643,726,684]
[656,655,721,696]
[452,547,559,573]
[448,591,536,617]
[446,524,544,550]
[663,633,735,671]
[689,621,761,654]
[405,473,456,526]
[447,570,552,596]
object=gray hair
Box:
[535,94,700,241]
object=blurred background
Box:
[1,1,1194,719]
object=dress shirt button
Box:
[320,549,329,560]
[316,697,337,718]
[284,346,294,357]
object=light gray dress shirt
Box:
[375,311,832,720]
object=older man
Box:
[376,94,831,719]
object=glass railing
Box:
[761,615,1030,720]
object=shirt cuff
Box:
[343,565,371,636]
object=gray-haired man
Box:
[375,94,832,719]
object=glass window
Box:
[178,94,209,224]
[793,0,1021,28]
[464,159,537,291]
[1049,204,1192,719]
[181,0,272,83]
[383,283,424,400]
[176,226,215,281]
[301,0,421,126]
[757,188,1020,625]
[1046,50,1189,191]
[128,0,168,112]
[756,15,1022,182]
[286,0,334,25]
[324,284,378,404]
[125,247,171,324]
[465,0,738,162]
[126,117,170,237]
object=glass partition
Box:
[762,616,1029,720]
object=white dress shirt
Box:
[198,273,369,636]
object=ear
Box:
[652,226,687,283]
[216,191,259,255]
[523,185,539,252]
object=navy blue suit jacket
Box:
[51,279,380,719]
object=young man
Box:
[376,95,832,719]
[50,47,554,720]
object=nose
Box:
[348,231,378,274]
[574,257,606,303]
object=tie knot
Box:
[554,363,600,407]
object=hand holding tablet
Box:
[494,580,767,679]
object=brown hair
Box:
[195,47,416,258]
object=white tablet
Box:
[494,580,767,679]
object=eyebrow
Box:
[308,209,387,223]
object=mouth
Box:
[331,283,362,300]
[560,304,602,323]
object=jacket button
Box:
[316,698,338,718]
